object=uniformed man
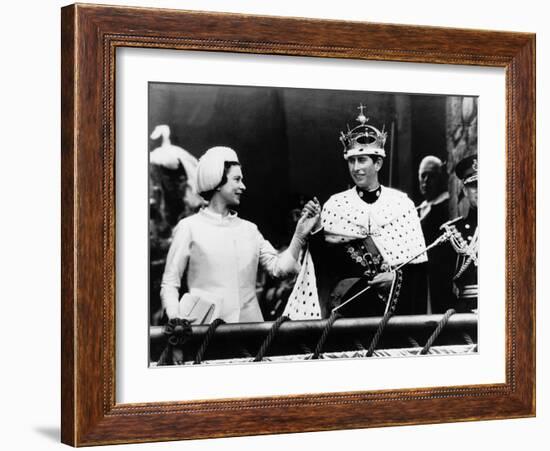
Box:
[450,154,478,312]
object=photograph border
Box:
[61,3,535,446]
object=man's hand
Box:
[294,197,321,239]
[367,271,394,292]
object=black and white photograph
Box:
[148,83,479,366]
[2,0,545,448]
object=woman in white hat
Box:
[160,146,320,323]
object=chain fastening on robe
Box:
[345,235,388,280]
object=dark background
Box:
[148,83,451,246]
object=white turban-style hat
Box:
[196,146,240,193]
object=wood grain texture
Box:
[60,3,536,446]
[60,5,76,446]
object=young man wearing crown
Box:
[284,105,428,319]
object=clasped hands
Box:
[294,197,322,240]
[294,197,394,292]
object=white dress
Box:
[161,208,299,323]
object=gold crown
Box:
[339,104,387,159]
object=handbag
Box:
[178,291,217,324]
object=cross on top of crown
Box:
[356,103,369,125]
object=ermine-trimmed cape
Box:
[284,186,427,319]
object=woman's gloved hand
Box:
[294,197,321,241]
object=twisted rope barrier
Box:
[193,318,226,364]
[420,309,456,355]
[254,316,290,362]
[312,311,341,359]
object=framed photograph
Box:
[61,3,535,446]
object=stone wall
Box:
[446,97,478,218]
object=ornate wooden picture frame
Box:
[61,3,535,446]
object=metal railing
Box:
[150,313,478,364]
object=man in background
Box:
[416,156,454,313]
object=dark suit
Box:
[418,197,455,313]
